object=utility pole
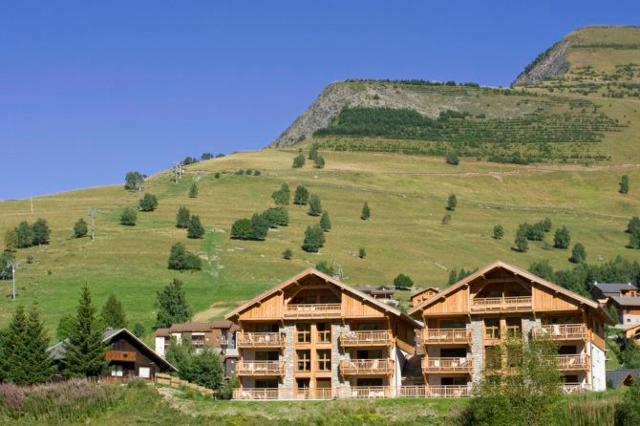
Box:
[9,260,18,300]
[88,208,97,241]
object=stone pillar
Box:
[280,322,295,391]
[522,317,541,342]
[332,322,350,397]
[469,319,484,383]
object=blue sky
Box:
[1,1,638,199]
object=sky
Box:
[1,1,638,199]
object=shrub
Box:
[302,225,325,253]
[176,206,191,229]
[167,243,202,271]
[271,183,290,206]
[292,153,305,168]
[358,247,366,259]
[514,225,528,252]
[282,249,293,260]
[320,211,332,232]
[263,207,289,228]
[73,218,88,238]
[250,213,269,241]
[124,171,144,191]
[308,142,319,161]
[230,219,253,240]
[100,295,127,330]
[493,225,504,240]
[132,322,145,337]
[294,185,309,205]
[0,250,14,280]
[15,221,33,248]
[570,243,586,263]
[393,273,413,290]
[361,202,370,220]
[554,226,571,249]
[166,341,224,392]
[616,382,640,425]
[315,260,335,276]
[188,182,198,198]
[308,194,322,216]
[31,218,51,246]
[187,215,205,239]
[446,152,459,165]
[314,155,325,169]
[120,207,137,226]
[442,214,452,225]
[138,193,158,212]
[620,175,630,194]
[446,194,457,211]
[155,278,192,328]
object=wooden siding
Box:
[532,286,580,312]
[422,286,469,316]
[238,292,283,320]
[342,292,385,318]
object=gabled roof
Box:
[48,328,177,371]
[225,268,421,327]
[594,282,637,293]
[606,369,640,388]
[411,287,440,299]
[610,295,640,308]
[408,260,612,322]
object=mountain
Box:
[1,26,640,336]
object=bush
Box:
[514,225,528,252]
[620,175,630,194]
[187,215,205,239]
[271,184,290,206]
[120,207,137,226]
[282,249,293,260]
[358,247,366,259]
[294,185,309,205]
[15,222,33,248]
[361,202,370,220]
[570,243,586,263]
[138,193,158,212]
[446,152,459,165]
[320,211,332,232]
[0,250,14,280]
[188,182,198,198]
[176,206,191,229]
[308,194,322,216]
[166,341,224,392]
[554,226,571,249]
[393,273,413,290]
[302,225,325,253]
[446,194,457,211]
[292,153,305,168]
[616,382,640,425]
[230,219,253,240]
[31,219,51,245]
[73,219,88,238]
[492,225,504,240]
[263,207,289,228]
[442,214,452,225]
[132,322,145,337]
[124,171,144,191]
[181,156,198,166]
[314,155,325,169]
[167,243,202,271]
[250,213,269,240]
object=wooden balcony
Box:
[105,350,136,363]
[422,357,473,374]
[562,383,591,394]
[339,359,394,376]
[556,354,590,371]
[233,388,280,400]
[340,330,392,347]
[284,303,341,319]
[337,386,392,399]
[236,361,285,376]
[421,328,471,345]
[236,332,285,348]
[232,385,473,400]
[533,324,587,341]
[471,296,532,313]
[428,385,472,398]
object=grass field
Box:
[1,148,640,340]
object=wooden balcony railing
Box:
[236,361,285,376]
[233,385,474,400]
[340,330,392,346]
[284,303,342,319]
[533,324,587,340]
[105,350,136,363]
[471,296,532,313]
[236,332,285,348]
[562,383,591,394]
[421,328,471,345]
[556,354,590,371]
[337,386,392,399]
[339,359,394,375]
[422,357,473,373]
[233,388,280,400]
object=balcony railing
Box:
[471,296,532,313]
[340,330,392,346]
[236,332,285,348]
[233,388,281,400]
[533,324,587,340]
[236,361,285,376]
[422,357,473,373]
[562,383,591,394]
[337,386,392,399]
[556,354,590,371]
[339,359,394,375]
[105,350,136,363]
[421,328,471,345]
[428,385,472,398]
[284,303,342,319]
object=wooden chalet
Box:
[225,268,421,400]
[411,287,441,307]
[408,261,612,395]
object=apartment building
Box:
[225,268,420,400]
[591,282,640,325]
[154,320,237,357]
[408,261,612,394]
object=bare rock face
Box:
[511,40,571,87]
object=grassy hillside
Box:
[1,149,640,336]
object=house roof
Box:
[594,282,637,293]
[224,268,422,328]
[606,369,640,388]
[48,328,177,372]
[410,287,440,300]
[155,320,237,337]
[610,295,640,307]
[408,260,613,323]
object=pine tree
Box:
[176,206,191,228]
[554,226,571,249]
[294,185,309,205]
[230,218,253,239]
[139,193,158,211]
[16,221,34,248]
[132,323,146,337]
[23,305,56,384]
[620,175,630,194]
[189,182,199,198]
[1,305,29,384]
[156,279,192,328]
[302,225,325,253]
[73,218,89,238]
[446,194,457,211]
[320,211,332,232]
[314,155,325,169]
[187,215,205,239]
[308,143,319,161]
[271,183,290,206]
[64,284,107,377]
[393,274,414,290]
[120,207,137,226]
[282,248,293,260]
[250,212,269,240]
[358,247,366,259]
[31,218,51,245]
[101,294,127,329]
[292,153,305,168]
[360,202,370,220]
[493,224,504,240]
[514,226,529,252]
[569,243,586,264]
[167,242,202,270]
[308,194,322,216]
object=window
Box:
[110,365,123,377]
[296,323,311,343]
[138,367,151,378]
[296,350,311,371]
[485,346,501,370]
[506,318,521,338]
[317,323,331,343]
[317,350,331,371]
[441,377,468,386]
[484,318,500,340]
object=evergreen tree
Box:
[73,218,88,238]
[292,153,306,168]
[230,218,253,239]
[1,306,29,384]
[302,225,325,253]
[493,224,504,240]
[360,202,370,220]
[627,216,640,234]
[308,194,322,216]
[616,382,640,425]
[176,206,191,228]
[630,230,640,249]
[358,247,366,259]
[447,269,458,285]
[263,207,289,228]
[64,284,107,377]
[187,215,205,239]
[101,294,127,329]
[132,322,146,337]
[0,250,15,280]
[541,217,552,232]
[446,194,457,211]
[250,213,269,240]
[23,305,56,384]
[56,314,76,340]
[308,142,319,161]
[320,211,332,232]
[271,183,290,206]
[139,193,158,212]
[16,221,33,248]
[553,226,571,249]
[393,274,414,290]
[282,248,293,260]
[314,155,325,169]
[446,152,459,165]
[620,175,630,194]
[156,278,192,328]
[514,226,529,252]
[167,242,202,270]
[124,171,144,191]
[31,218,51,245]
[294,185,309,205]
[4,229,18,251]
[528,260,555,281]
[189,182,199,198]
[120,207,137,226]
[569,243,586,264]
